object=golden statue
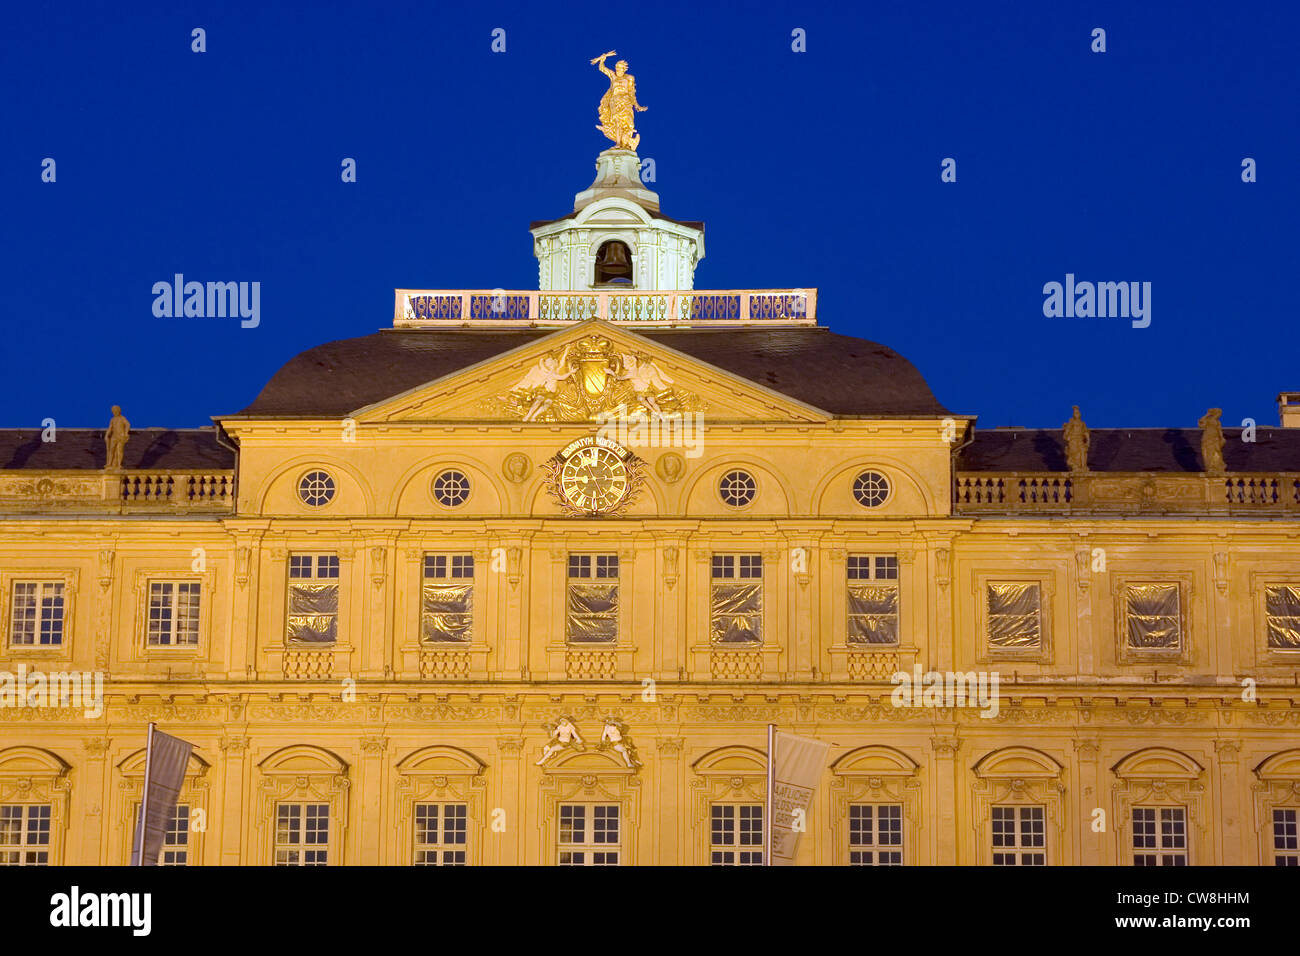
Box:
[591,51,647,151]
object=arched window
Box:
[594,240,633,286]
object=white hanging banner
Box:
[768,728,829,866]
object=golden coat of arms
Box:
[491,335,703,423]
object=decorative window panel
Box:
[1123,583,1181,650]
[146,581,201,647]
[849,804,902,865]
[413,803,468,865]
[1132,806,1187,866]
[422,554,473,644]
[9,581,65,647]
[710,804,763,865]
[0,804,51,866]
[567,555,618,644]
[712,554,762,644]
[274,802,329,866]
[1265,586,1300,649]
[991,805,1045,865]
[986,582,1042,648]
[557,804,619,866]
[287,554,339,644]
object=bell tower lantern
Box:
[529,53,705,292]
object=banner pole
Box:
[134,722,156,866]
[765,723,775,866]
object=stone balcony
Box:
[0,470,234,515]
[954,472,1300,515]
[392,288,818,328]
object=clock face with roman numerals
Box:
[559,444,630,514]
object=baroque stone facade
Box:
[1,157,1299,867]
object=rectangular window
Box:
[422,554,473,643]
[847,555,899,645]
[146,581,200,647]
[287,554,339,644]
[10,581,65,647]
[711,555,762,644]
[1265,586,1300,650]
[557,804,619,865]
[1123,583,1181,650]
[991,805,1045,865]
[133,802,190,866]
[710,804,763,865]
[849,803,902,865]
[162,804,190,866]
[986,582,1042,649]
[413,803,467,865]
[0,804,51,866]
[567,554,619,644]
[1132,806,1187,865]
[1273,808,1298,866]
[274,802,330,866]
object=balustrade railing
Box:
[394,289,818,327]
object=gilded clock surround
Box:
[544,436,646,517]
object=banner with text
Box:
[770,730,829,865]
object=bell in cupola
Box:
[594,240,634,286]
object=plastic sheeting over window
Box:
[1124,583,1181,649]
[848,585,898,645]
[712,583,762,644]
[422,583,472,643]
[287,583,338,644]
[986,582,1042,648]
[1265,585,1300,649]
[567,584,618,643]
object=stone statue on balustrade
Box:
[104,406,130,471]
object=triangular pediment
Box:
[353,322,829,424]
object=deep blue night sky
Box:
[2,1,1296,431]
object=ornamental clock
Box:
[545,437,645,516]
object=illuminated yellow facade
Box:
[3,150,1300,867]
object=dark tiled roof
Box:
[230,327,953,418]
[0,428,233,471]
[961,428,1300,472]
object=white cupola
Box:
[530,148,705,292]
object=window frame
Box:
[0,803,52,866]
[0,571,77,658]
[846,554,900,647]
[990,804,1047,866]
[1131,805,1189,866]
[1114,575,1193,665]
[556,803,621,866]
[7,579,67,649]
[976,573,1053,663]
[848,802,903,865]
[144,579,202,648]
[413,802,469,865]
[273,801,331,866]
[420,552,475,645]
[285,552,341,646]
[710,553,763,646]
[565,553,620,645]
[708,803,765,866]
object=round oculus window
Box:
[719,470,757,507]
[298,470,336,507]
[432,469,470,507]
[852,470,890,508]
